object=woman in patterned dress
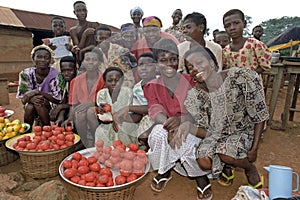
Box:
[179,45,269,198]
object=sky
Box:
[1,0,299,39]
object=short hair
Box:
[223,9,245,24]
[73,1,86,9]
[95,25,112,33]
[51,16,64,23]
[252,25,263,32]
[216,30,229,36]
[102,67,124,82]
[82,47,104,63]
[183,12,207,32]
[172,9,182,17]
[152,38,179,61]
[138,52,155,61]
[60,56,77,71]
[183,45,219,72]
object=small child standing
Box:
[222,9,272,74]
[94,67,138,146]
[214,31,231,49]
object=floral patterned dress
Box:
[222,38,272,71]
[184,67,269,175]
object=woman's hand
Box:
[113,107,129,125]
[163,116,180,132]
[247,148,258,163]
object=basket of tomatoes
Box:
[5,125,80,179]
[59,139,150,200]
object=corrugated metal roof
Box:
[0,6,24,27]
[0,6,119,32]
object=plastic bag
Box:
[231,186,269,200]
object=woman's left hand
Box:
[163,116,180,132]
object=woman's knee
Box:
[197,157,212,170]
[24,103,35,113]
[219,153,235,164]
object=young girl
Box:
[181,45,269,199]
[94,67,138,146]
[62,48,105,147]
[16,45,61,131]
[143,38,209,200]
[222,9,272,73]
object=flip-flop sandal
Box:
[150,175,173,192]
[217,169,235,187]
[197,183,213,200]
[249,181,263,189]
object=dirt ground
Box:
[1,87,300,200]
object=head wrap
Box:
[31,44,55,65]
[130,7,144,17]
[142,16,162,28]
[120,23,135,32]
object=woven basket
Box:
[19,149,69,179]
[59,147,150,200]
[63,179,137,200]
[0,143,19,166]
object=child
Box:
[113,53,157,149]
[50,56,77,126]
[62,48,105,147]
[222,9,272,74]
[252,25,264,41]
[42,16,74,71]
[94,67,138,147]
[214,31,231,49]
[16,45,61,131]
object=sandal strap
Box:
[249,181,262,189]
[197,183,211,194]
[221,169,235,181]
[153,176,172,184]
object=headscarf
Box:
[31,44,55,65]
[130,7,144,17]
[142,16,162,28]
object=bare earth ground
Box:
[1,87,300,200]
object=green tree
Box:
[260,16,300,44]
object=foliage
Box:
[260,16,300,44]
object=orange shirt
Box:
[68,72,105,105]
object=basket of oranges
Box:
[5,125,80,179]
[59,139,150,200]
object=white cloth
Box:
[147,124,209,177]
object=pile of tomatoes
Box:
[61,139,149,187]
[12,125,75,151]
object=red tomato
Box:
[0,106,6,113]
[89,163,101,172]
[63,168,77,178]
[96,183,105,187]
[100,168,113,177]
[77,166,89,174]
[128,143,139,152]
[126,173,138,183]
[35,131,42,136]
[52,130,60,136]
[112,140,123,148]
[136,149,147,158]
[51,125,58,129]
[57,133,65,141]
[26,142,37,150]
[24,136,31,141]
[78,159,89,167]
[133,160,144,170]
[40,141,50,151]
[65,126,73,132]
[87,156,97,164]
[85,172,96,182]
[43,131,52,138]
[65,134,75,142]
[43,126,51,132]
[60,144,68,149]
[97,155,106,163]
[56,139,65,146]
[106,177,114,187]
[123,151,135,160]
[98,174,109,184]
[18,141,27,148]
[103,104,112,112]
[70,176,81,184]
[115,175,126,185]
[110,148,121,157]
[66,141,74,147]
[102,153,111,160]
[78,179,86,186]
[109,156,120,164]
[120,169,131,177]
[85,182,96,187]
[96,146,103,153]
[104,159,113,168]
[71,160,79,169]
[62,160,73,169]
[72,152,82,161]
[120,159,133,171]
[103,146,112,154]
[33,126,42,133]
[95,139,104,148]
